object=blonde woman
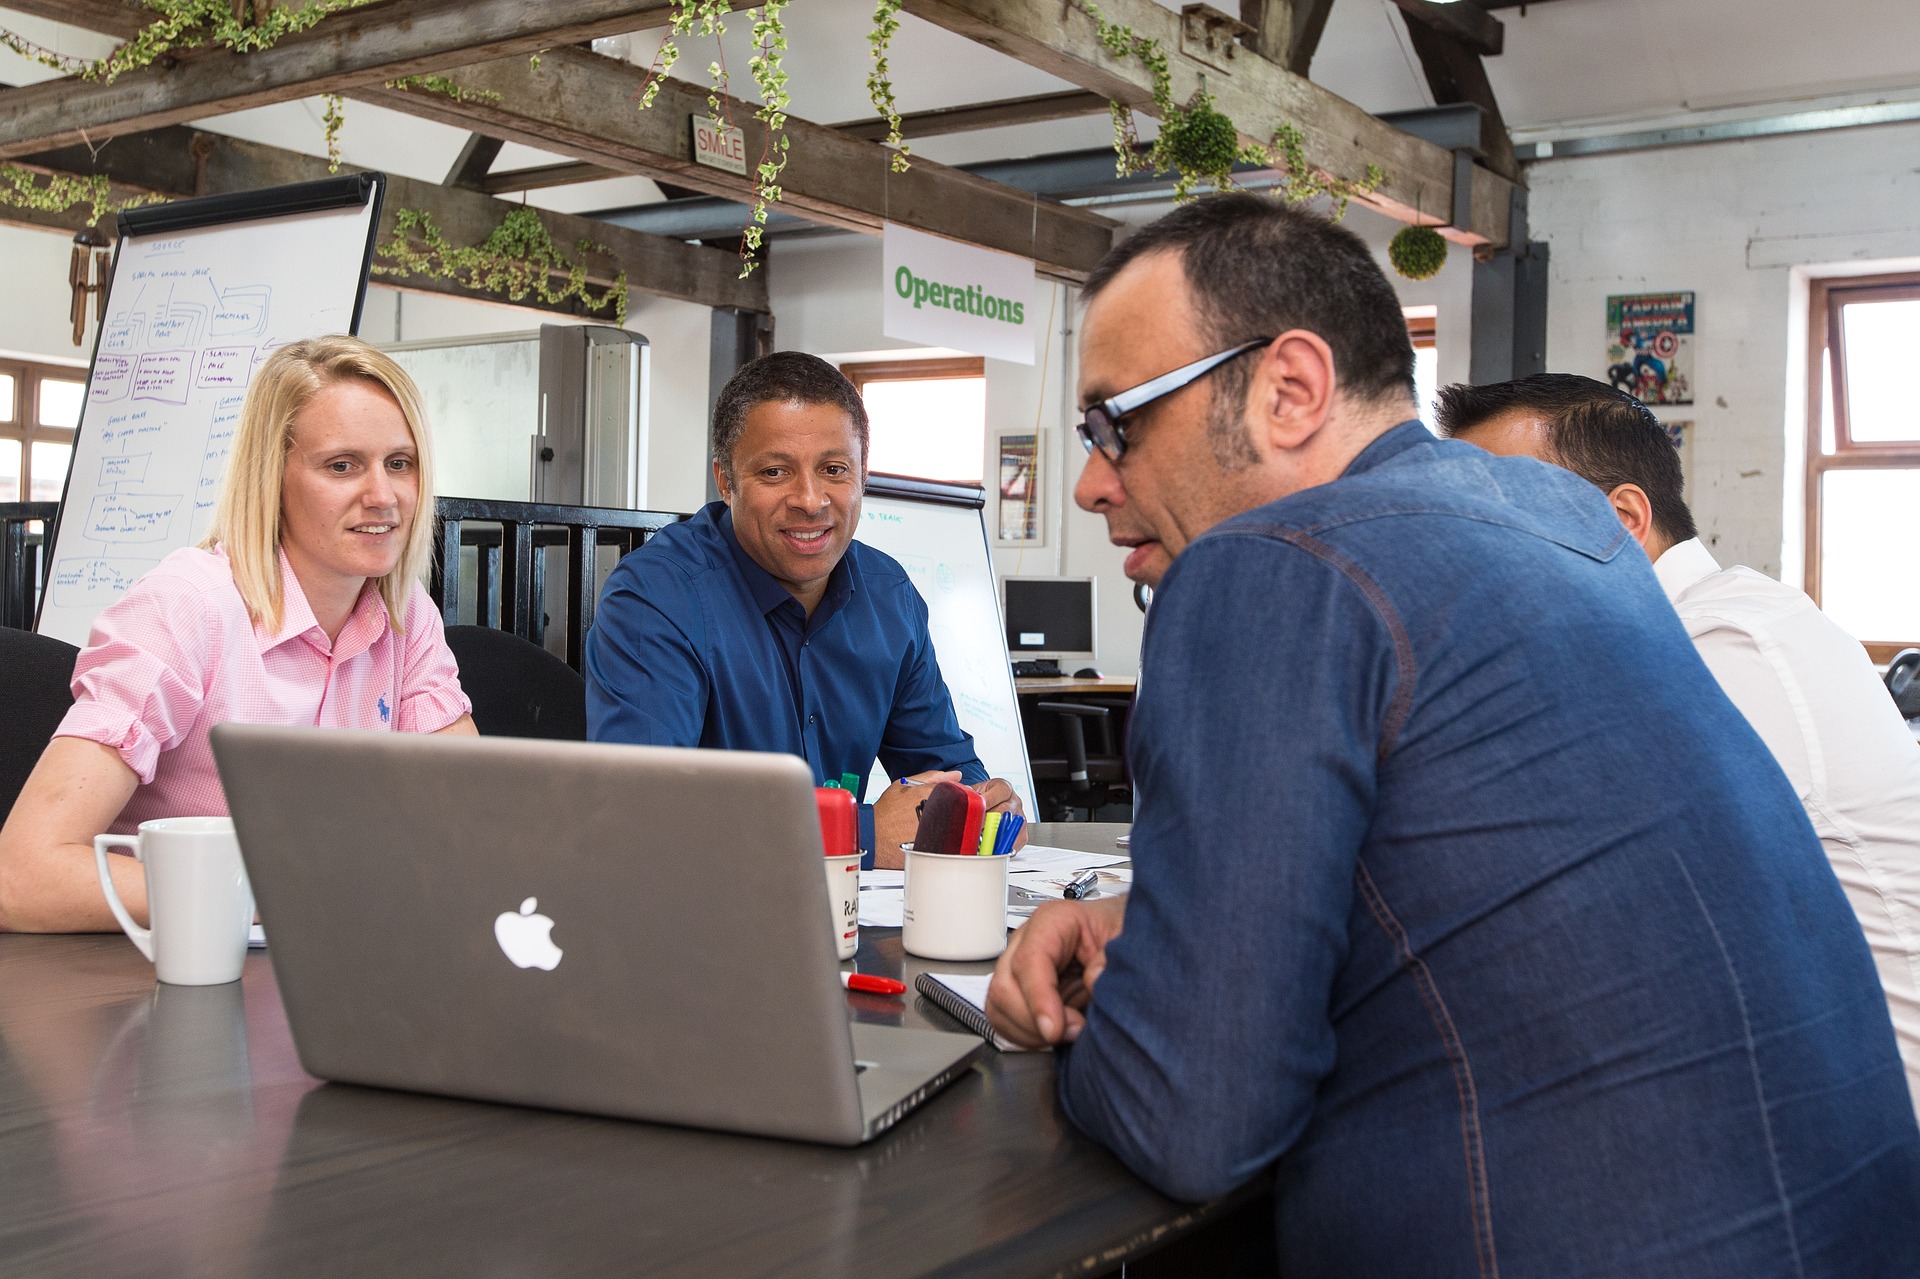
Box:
[0,336,474,933]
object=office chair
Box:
[1032,699,1131,822]
[0,627,80,822]
[443,625,587,741]
[1887,648,1920,720]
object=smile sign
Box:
[882,223,1037,365]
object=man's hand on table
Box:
[969,777,1028,850]
[872,772,1030,869]
[987,895,1127,1048]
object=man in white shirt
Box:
[1438,372,1920,1114]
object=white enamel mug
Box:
[902,846,1009,962]
[94,816,254,986]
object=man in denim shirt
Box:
[987,194,1920,1274]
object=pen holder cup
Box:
[902,846,1009,962]
[823,853,862,961]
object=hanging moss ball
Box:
[1161,97,1241,184]
[1388,225,1449,281]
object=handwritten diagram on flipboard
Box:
[39,193,381,647]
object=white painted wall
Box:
[0,224,95,368]
[1526,118,1920,583]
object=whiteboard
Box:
[384,331,540,502]
[857,480,1035,816]
[37,177,383,646]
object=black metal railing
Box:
[430,498,684,672]
[1,499,685,670]
[0,503,57,631]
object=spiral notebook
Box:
[915,972,1037,1052]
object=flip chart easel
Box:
[36,173,386,646]
[856,476,1036,815]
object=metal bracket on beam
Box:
[1380,104,1487,232]
[1180,4,1256,74]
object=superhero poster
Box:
[1607,292,1694,405]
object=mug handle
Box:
[93,834,155,962]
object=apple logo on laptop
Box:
[494,897,563,971]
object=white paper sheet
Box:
[1008,844,1128,873]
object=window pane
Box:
[862,377,986,484]
[0,373,13,423]
[1414,345,1438,426]
[0,439,19,500]
[38,377,85,429]
[1840,301,1920,443]
[29,440,70,502]
[1820,468,1920,641]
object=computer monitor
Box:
[1003,577,1096,660]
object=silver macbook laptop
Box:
[210,725,985,1145]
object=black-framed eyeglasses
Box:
[1075,338,1274,462]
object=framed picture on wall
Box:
[995,431,1042,545]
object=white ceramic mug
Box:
[902,846,1009,961]
[823,853,862,960]
[94,816,254,986]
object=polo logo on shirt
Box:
[377,695,390,724]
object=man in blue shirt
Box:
[986,194,1920,1274]
[585,351,1022,867]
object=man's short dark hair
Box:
[1435,373,1698,545]
[1082,193,1418,441]
[710,351,870,483]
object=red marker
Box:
[841,972,907,996]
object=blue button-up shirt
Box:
[1058,422,1920,1274]
[585,502,986,857]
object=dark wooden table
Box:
[0,825,1257,1278]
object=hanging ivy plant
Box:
[741,0,792,270]
[1070,0,1386,214]
[1076,0,1170,178]
[630,0,790,277]
[1388,225,1448,280]
[321,94,346,173]
[384,75,503,107]
[373,207,630,324]
[0,164,159,225]
[1,0,378,84]
[867,0,909,173]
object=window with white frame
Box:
[841,357,986,486]
[1806,275,1920,658]
[0,359,84,503]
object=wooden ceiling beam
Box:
[444,133,506,190]
[7,125,768,314]
[349,47,1118,281]
[479,89,1115,194]
[1387,0,1503,57]
[899,0,1515,246]
[480,160,622,195]
[829,89,1112,142]
[0,0,721,159]
[1399,18,1519,182]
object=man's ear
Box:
[712,459,732,503]
[1607,483,1658,550]
[1249,330,1338,453]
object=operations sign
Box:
[882,223,1037,365]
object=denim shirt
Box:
[1059,422,1920,1275]
[584,503,985,858]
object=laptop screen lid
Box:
[211,725,868,1145]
